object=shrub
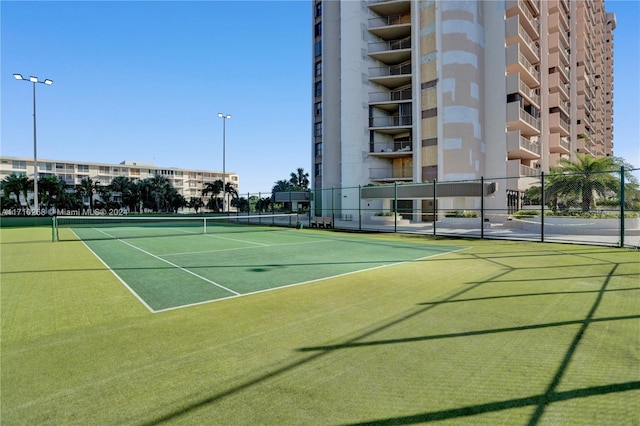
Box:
[444,210,478,218]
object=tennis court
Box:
[56,214,464,312]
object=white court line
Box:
[161,239,331,257]
[71,228,157,313]
[153,246,471,313]
[203,233,269,246]
[92,228,240,297]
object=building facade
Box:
[312,0,615,217]
[0,156,238,208]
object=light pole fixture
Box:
[217,112,231,213]
[14,73,53,213]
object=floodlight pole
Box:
[217,112,231,213]
[13,73,53,213]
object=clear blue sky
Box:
[2,1,638,195]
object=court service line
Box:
[203,233,270,246]
[93,228,240,296]
[154,245,471,313]
[161,239,332,257]
[71,229,157,313]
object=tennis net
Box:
[53,213,301,241]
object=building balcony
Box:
[369,140,413,157]
[506,0,539,38]
[507,73,540,108]
[526,0,540,16]
[548,72,569,99]
[549,0,569,29]
[548,91,570,115]
[549,112,570,137]
[369,63,412,89]
[506,102,540,136]
[506,15,540,64]
[576,136,595,156]
[369,115,412,132]
[369,166,413,182]
[506,43,540,88]
[369,88,412,104]
[368,38,411,64]
[507,160,540,190]
[549,133,571,154]
[368,0,411,18]
[507,130,541,160]
[368,15,411,40]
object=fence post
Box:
[331,186,335,223]
[394,181,398,232]
[308,188,312,227]
[481,176,485,239]
[620,166,625,248]
[358,185,362,231]
[433,179,437,236]
[541,171,545,243]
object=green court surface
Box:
[2,226,638,425]
[72,225,463,311]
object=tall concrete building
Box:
[312,0,615,217]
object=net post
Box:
[540,171,545,243]
[620,165,625,248]
[52,216,57,242]
[480,176,485,239]
[203,217,207,234]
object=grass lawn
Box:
[1,226,638,425]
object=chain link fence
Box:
[267,167,639,249]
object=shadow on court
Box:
[141,249,639,425]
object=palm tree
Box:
[231,196,249,213]
[166,187,186,213]
[224,182,238,212]
[76,177,101,211]
[2,174,29,207]
[188,197,205,213]
[546,154,619,212]
[38,175,66,210]
[202,180,223,212]
[147,174,170,212]
[289,167,310,189]
[110,176,133,209]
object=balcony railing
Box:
[519,107,540,130]
[519,80,540,106]
[518,50,540,83]
[370,63,412,78]
[369,88,412,103]
[368,14,410,29]
[369,115,412,127]
[370,166,413,180]
[520,164,540,177]
[371,141,413,154]
[519,135,540,155]
[369,38,411,54]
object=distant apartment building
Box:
[0,156,238,206]
[312,0,615,216]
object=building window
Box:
[315,81,322,97]
[314,41,322,57]
[40,163,53,171]
[315,102,322,116]
[315,22,322,37]
[315,163,322,177]
[12,160,26,169]
[315,2,321,18]
[315,143,322,157]
[314,122,322,137]
[315,61,322,77]
[77,164,89,173]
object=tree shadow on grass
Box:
[143,255,638,425]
